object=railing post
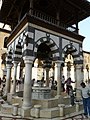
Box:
[58,104,65,117]
[34,105,41,118]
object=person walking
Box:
[65,77,75,95]
[80,82,90,118]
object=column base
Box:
[21,107,31,117]
[55,95,63,104]
[7,93,13,103]
[55,94,61,98]
[76,90,82,101]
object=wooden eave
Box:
[0,0,90,28]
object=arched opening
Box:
[37,42,52,60]
[62,43,78,89]
[32,42,54,86]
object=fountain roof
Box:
[0,0,90,29]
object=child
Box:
[65,77,75,95]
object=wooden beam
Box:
[66,0,87,14]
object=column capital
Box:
[12,61,19,64]
[75,64,83,69]
[6,64,12,69]
[23,56,34,64]
[18,62,21,65]
[55,60,64,67]
[54,60,64,64]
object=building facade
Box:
[0,27,10,78]
[83,51,90,83]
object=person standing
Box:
[80,82,90,118]
[69,85,75,106]
[61,75,65,92]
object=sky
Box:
[79,16,90,52]
[79,0,90,52]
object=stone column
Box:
[44,69,46,81]
[22,57,33,110]
[75,64,83,101]
[16,63,21,80]
[74,66,77,89]
[11,61,18,94]
[46,68,50,87]
[5,64,12,95]
[63,63,67,80]
[55,61,62,96]
[71,65,75,88]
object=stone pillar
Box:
[46,68,50,87]
[11,61,18,94]
[71,65,75,88]
[44,69,46,81]
[5,64,12,95]
[55,61,62,96]
[63,63,67,80]
[75,64,83,101]
[16,63,21,80]
[22,57,33,110]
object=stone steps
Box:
[1,99,83,119]
[0,92,84,119]
[30,102,83,119]
[1,104,13,115]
